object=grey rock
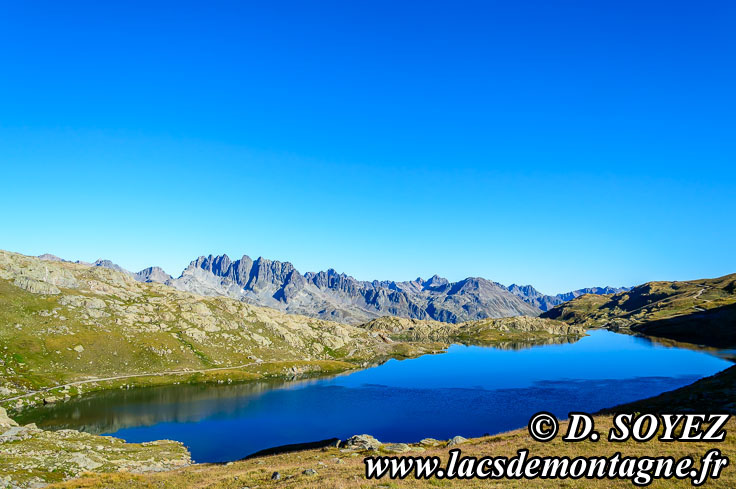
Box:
[343,434,382,451]
[419,437,441,446]
[0,407,18,429]
[382,443,411,453]
[271,471,281,480]
[447,436,467,446]
[13,277,61,295]
[134,266,172,283]
[302,469,317,476]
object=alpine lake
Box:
[17,330,733,463]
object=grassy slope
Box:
[541,273,736,347]
[0,251,447,411]
[0,250,577,413]
[48,416,736,489]
[5,252,735,488]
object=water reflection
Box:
[17,330,733,463]
[16,377,332,434]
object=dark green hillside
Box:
[542,273,736,347]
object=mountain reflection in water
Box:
[18,331,733,463]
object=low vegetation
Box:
[2,250,734,488]
[0,251,459,414]
[541,273,736,347]
[42,415,736,489]
[359,315,585,345]
[0,405,190,489]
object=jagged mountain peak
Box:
[93,259,130,275]
[37,249,626,323]
[167,251,541,324]
[506,283,631,312]
[38,253,63,262]
[423,274,449,288]
[134,266,172,284]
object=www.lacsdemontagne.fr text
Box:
[365,448,727,486]
[363,413,731,486]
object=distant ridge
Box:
[134,266,173,284]
[506,283,631,312]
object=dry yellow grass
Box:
[48,415,736,488]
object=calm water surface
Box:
[20,330,732,462]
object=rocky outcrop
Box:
[447,435,468,447]
[13,276,61,294]
[360,315,586,343]
[0,407,17,429]
[0,411,190,488]
[342,434,381,451]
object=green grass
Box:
[0,252,448,412]
[541,273,736,347]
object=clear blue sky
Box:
[1,1,734,294]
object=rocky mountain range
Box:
[505,283,630,311]
[38,252,627,324]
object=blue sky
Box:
[1,1,734,294]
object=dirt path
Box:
[0,362,258,403]
[693,286,710,300]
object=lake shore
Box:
[3,329,733,488]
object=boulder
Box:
[343,434,381,451]
[0,407,18,429]
[447,435,467,447]
[382,443,411,453]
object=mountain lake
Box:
[17,330,733,462]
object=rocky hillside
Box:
[1,405,191,488]
[359,315,585,345]
[0,251,442,411]
[541,273,736,347]
[0,250,587,411]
